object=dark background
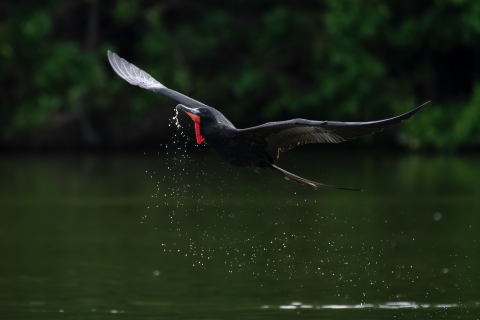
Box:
[1,0,480,152]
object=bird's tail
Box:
[271,165,362,191]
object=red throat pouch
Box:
[194,121,204,144]
[186,112,205,144]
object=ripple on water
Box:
[262,301,465,310]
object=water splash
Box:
[262,301,465,310]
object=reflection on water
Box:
[0,150,479,319]
[265,301,463,309]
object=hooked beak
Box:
[176,104,201,122]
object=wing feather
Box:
[237,102,429,159]
[107,50,207,109]
[107,50,235,127]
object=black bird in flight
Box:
[108,51,428,191]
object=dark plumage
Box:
[108,50,428,190]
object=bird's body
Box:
[107,50,428,190]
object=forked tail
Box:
[271,165,362,191]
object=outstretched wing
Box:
[107,50,235,127]
[236,102,429,160]
[107,50,207,109]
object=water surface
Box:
[0,150,479,319]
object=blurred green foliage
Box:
[1,0,480,150]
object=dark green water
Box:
[1,150,479,319]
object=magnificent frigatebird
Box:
[107,50,428,191]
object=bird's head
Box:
[176,104,217,144]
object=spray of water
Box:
[143,110,323,279]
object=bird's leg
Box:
[250,166,259,173]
